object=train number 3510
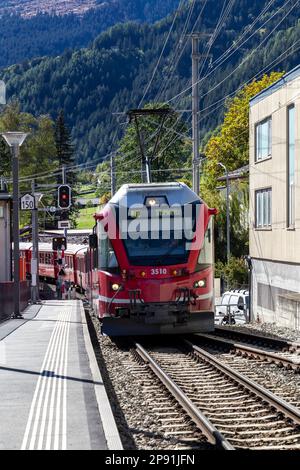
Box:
[151,268,167,275]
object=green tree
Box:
[0,102,58,227]
[201,73,284,265]
[55,110,75,169]
[95,160,111,199]
[201,72,284,207]
[0,138,11,177]
[215,257,248,290]
[54,110,79,227]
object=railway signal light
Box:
[58,185,71,209]
[52,237,67,251]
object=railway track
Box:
[134,341,300,450]
[215,326,300,352]
[194,330,300,372]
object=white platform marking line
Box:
[21,311,63,450]
[29,311,66,450]
[51,310,70,450]
[61,309,71,450]
[41,310,69,450]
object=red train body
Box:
[92,183,216,335]
[20,183,216,336]
[19,243,89,291]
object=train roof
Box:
[20,242,88,255]
[109,182,202,208]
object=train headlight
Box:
[148,198,157,207]
[111,283,121,292]
[194,279,206,288]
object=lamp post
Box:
[218,162,230,264]
[32,179,43,304]
[1,132,28,319]
[244,255,253,323]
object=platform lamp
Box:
[1,132,28,319]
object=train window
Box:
[197,217,214,270]
[108,245,118,269]
[97,221,119,271]
[80,258,85,273]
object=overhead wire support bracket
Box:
[127,108,173,184]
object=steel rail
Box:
[194,333,300,371]
[135,343,234,450]
[214,326,300,351]
[184,340,300,425]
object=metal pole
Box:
[192,36,200,195]
[248,256,253,323]
[226,169,231,264]
[218,162,231,265]
[145,156,152,184]
[31,180,40,303]
[12,144,21,318]
[110,153,116,196]
[62,165,68,240]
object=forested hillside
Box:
[2,0,300,164]
[0,0,181,68]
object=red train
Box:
[93,183,216,335]
[19,242,90,292]
[20,182,216,336]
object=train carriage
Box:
[92,182,216,336]
[19,242,88,287]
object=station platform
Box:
[0,300,122,450]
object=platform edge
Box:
[79,301,123,450]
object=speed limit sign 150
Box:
[20,194,36,211]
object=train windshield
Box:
[123,232,189,266]
[120,203,200,266]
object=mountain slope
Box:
[0,0,181,68]
[0,0,97,17]
[2,0,300,164]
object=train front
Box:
[94,183,216,335]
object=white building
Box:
[249,65,300,329]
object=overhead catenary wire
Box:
[9,1,299,192]
[164,0,298,105]
[138,0,185,108]
[155,0,283,119]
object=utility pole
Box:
[1,132,28,319]
[110,153,116,196]
[191,33,212,195]
[62,165,68,239]
[218,162,231,264]
[192,35,200,195]
[31,180,40,304]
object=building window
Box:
[255,188,272,228]
[255,117,272,161]
[287,105,295,227]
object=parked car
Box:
[215,290,249,325]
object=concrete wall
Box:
[252,259,300,330]
[0,281,31,323]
